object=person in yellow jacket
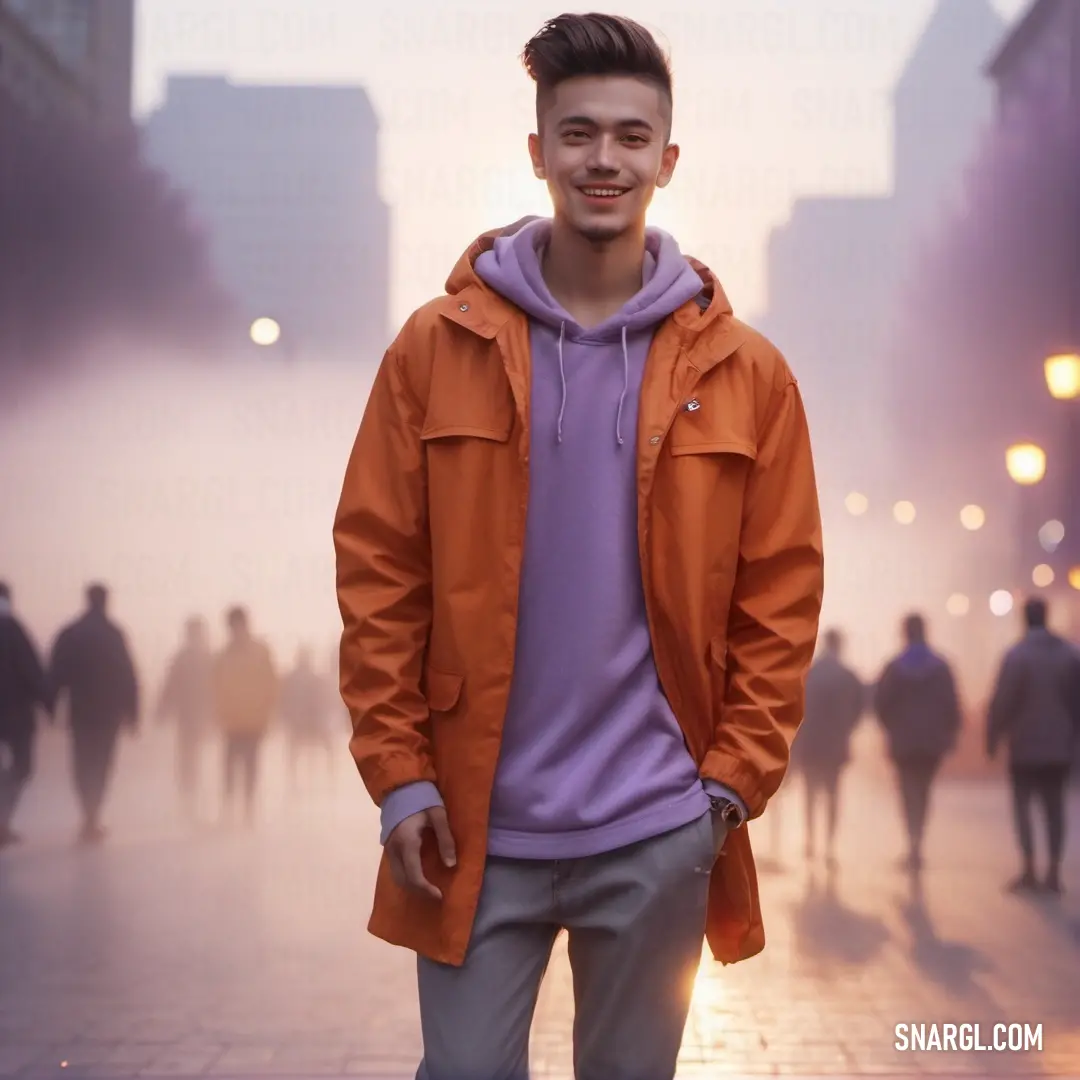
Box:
[212,606,278,826]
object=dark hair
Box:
[86,583,108,609]
[823,628,843,653]
[1023,596,1048,629]
[521,13,672,131]
[902,613,926,644]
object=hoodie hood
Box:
[470,216,705,444]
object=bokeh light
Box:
[845,492,869,516]
[250,316,281,346]
[989,590,1014,616]
[893,500,916,525]
[1032,564,1055,588]
[959,504,985,531]
[1069,567,1080,592]
[1039,519,1065,552]
[946,593,970,617]
[1005,443,1046,485]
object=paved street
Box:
[1,725,1078,1079]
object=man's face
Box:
[529,75,678,244]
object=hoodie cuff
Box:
[703,779,748,824]
[379,781,444,845]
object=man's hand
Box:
[386,806,457,900]
[711,811,730,857]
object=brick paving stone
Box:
[2,729,1078,1078]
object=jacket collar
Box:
[437,219,747,374]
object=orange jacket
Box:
[334,221,824,967]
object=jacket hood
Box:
[444,216,735,330]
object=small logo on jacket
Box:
[684,398,701,412]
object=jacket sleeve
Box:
[700,378,824,819]
[334,340,436,807]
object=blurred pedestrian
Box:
[987,596,1080,894]
[280,645,335,793]
[874,613,961,873]
[0,582,51,848]
[793,628,865,865]
[212,606,277,826]
[155,616,213,821]
[48,583,140,845]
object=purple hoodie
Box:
[380,218,744,857]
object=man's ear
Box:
[528,132,546,179]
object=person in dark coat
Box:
[0,582,51,848]
[874,613,962,873]
[155,616,213,821]
[988,596,1080,894]
[792,628,865,865]
[48,583,139,844]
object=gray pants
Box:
[416,811,717,1080]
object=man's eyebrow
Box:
[556,115,655,131]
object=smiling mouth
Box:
[578,186,630,199]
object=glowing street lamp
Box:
[250,317,281,347]
[1045,352,1080,400]
[1005,443,1046,485]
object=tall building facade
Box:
[0,0,133,124]
[142,77,391,360]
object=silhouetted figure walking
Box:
[874,614,961,873]
[280,646,334,793]
[793,628,865,865]
[0,582,51,848]
[156,616,213,821]
[988,597,1080,894]
[48,584,139,844]
[212,607,277,826]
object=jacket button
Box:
[459,303,469,311]
[649,435,661,445]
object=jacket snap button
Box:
[459,303,469,311]
[649,435,661,445]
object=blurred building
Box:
[754,0,1007,672]
[0,0,133,125]
[987,0,1080,123]
[142,76,391,360]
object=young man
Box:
[987,596,1080,894]
[335,14,823,1079]
[873,613,962,873]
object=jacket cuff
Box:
[702,779,748,823]
[379,780,444,845]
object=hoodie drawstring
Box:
[555,321,630,447]
[615,325,629,446]
[556,321,567,444]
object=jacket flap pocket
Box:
[670,439,757,459]
[423,665,464,713]
[420,422,512,443]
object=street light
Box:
[250,317,281,347]
[1045,351,1080,400]
[1005,442,1046,485]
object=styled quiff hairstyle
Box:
[521,13,673,136]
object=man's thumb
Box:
[428,807,457,867]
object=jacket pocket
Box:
[422,664,464,714]
[669,439,757,460]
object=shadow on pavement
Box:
[898,872,997,1006]
[790,864,891,967]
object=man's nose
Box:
[585,135,620,172]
